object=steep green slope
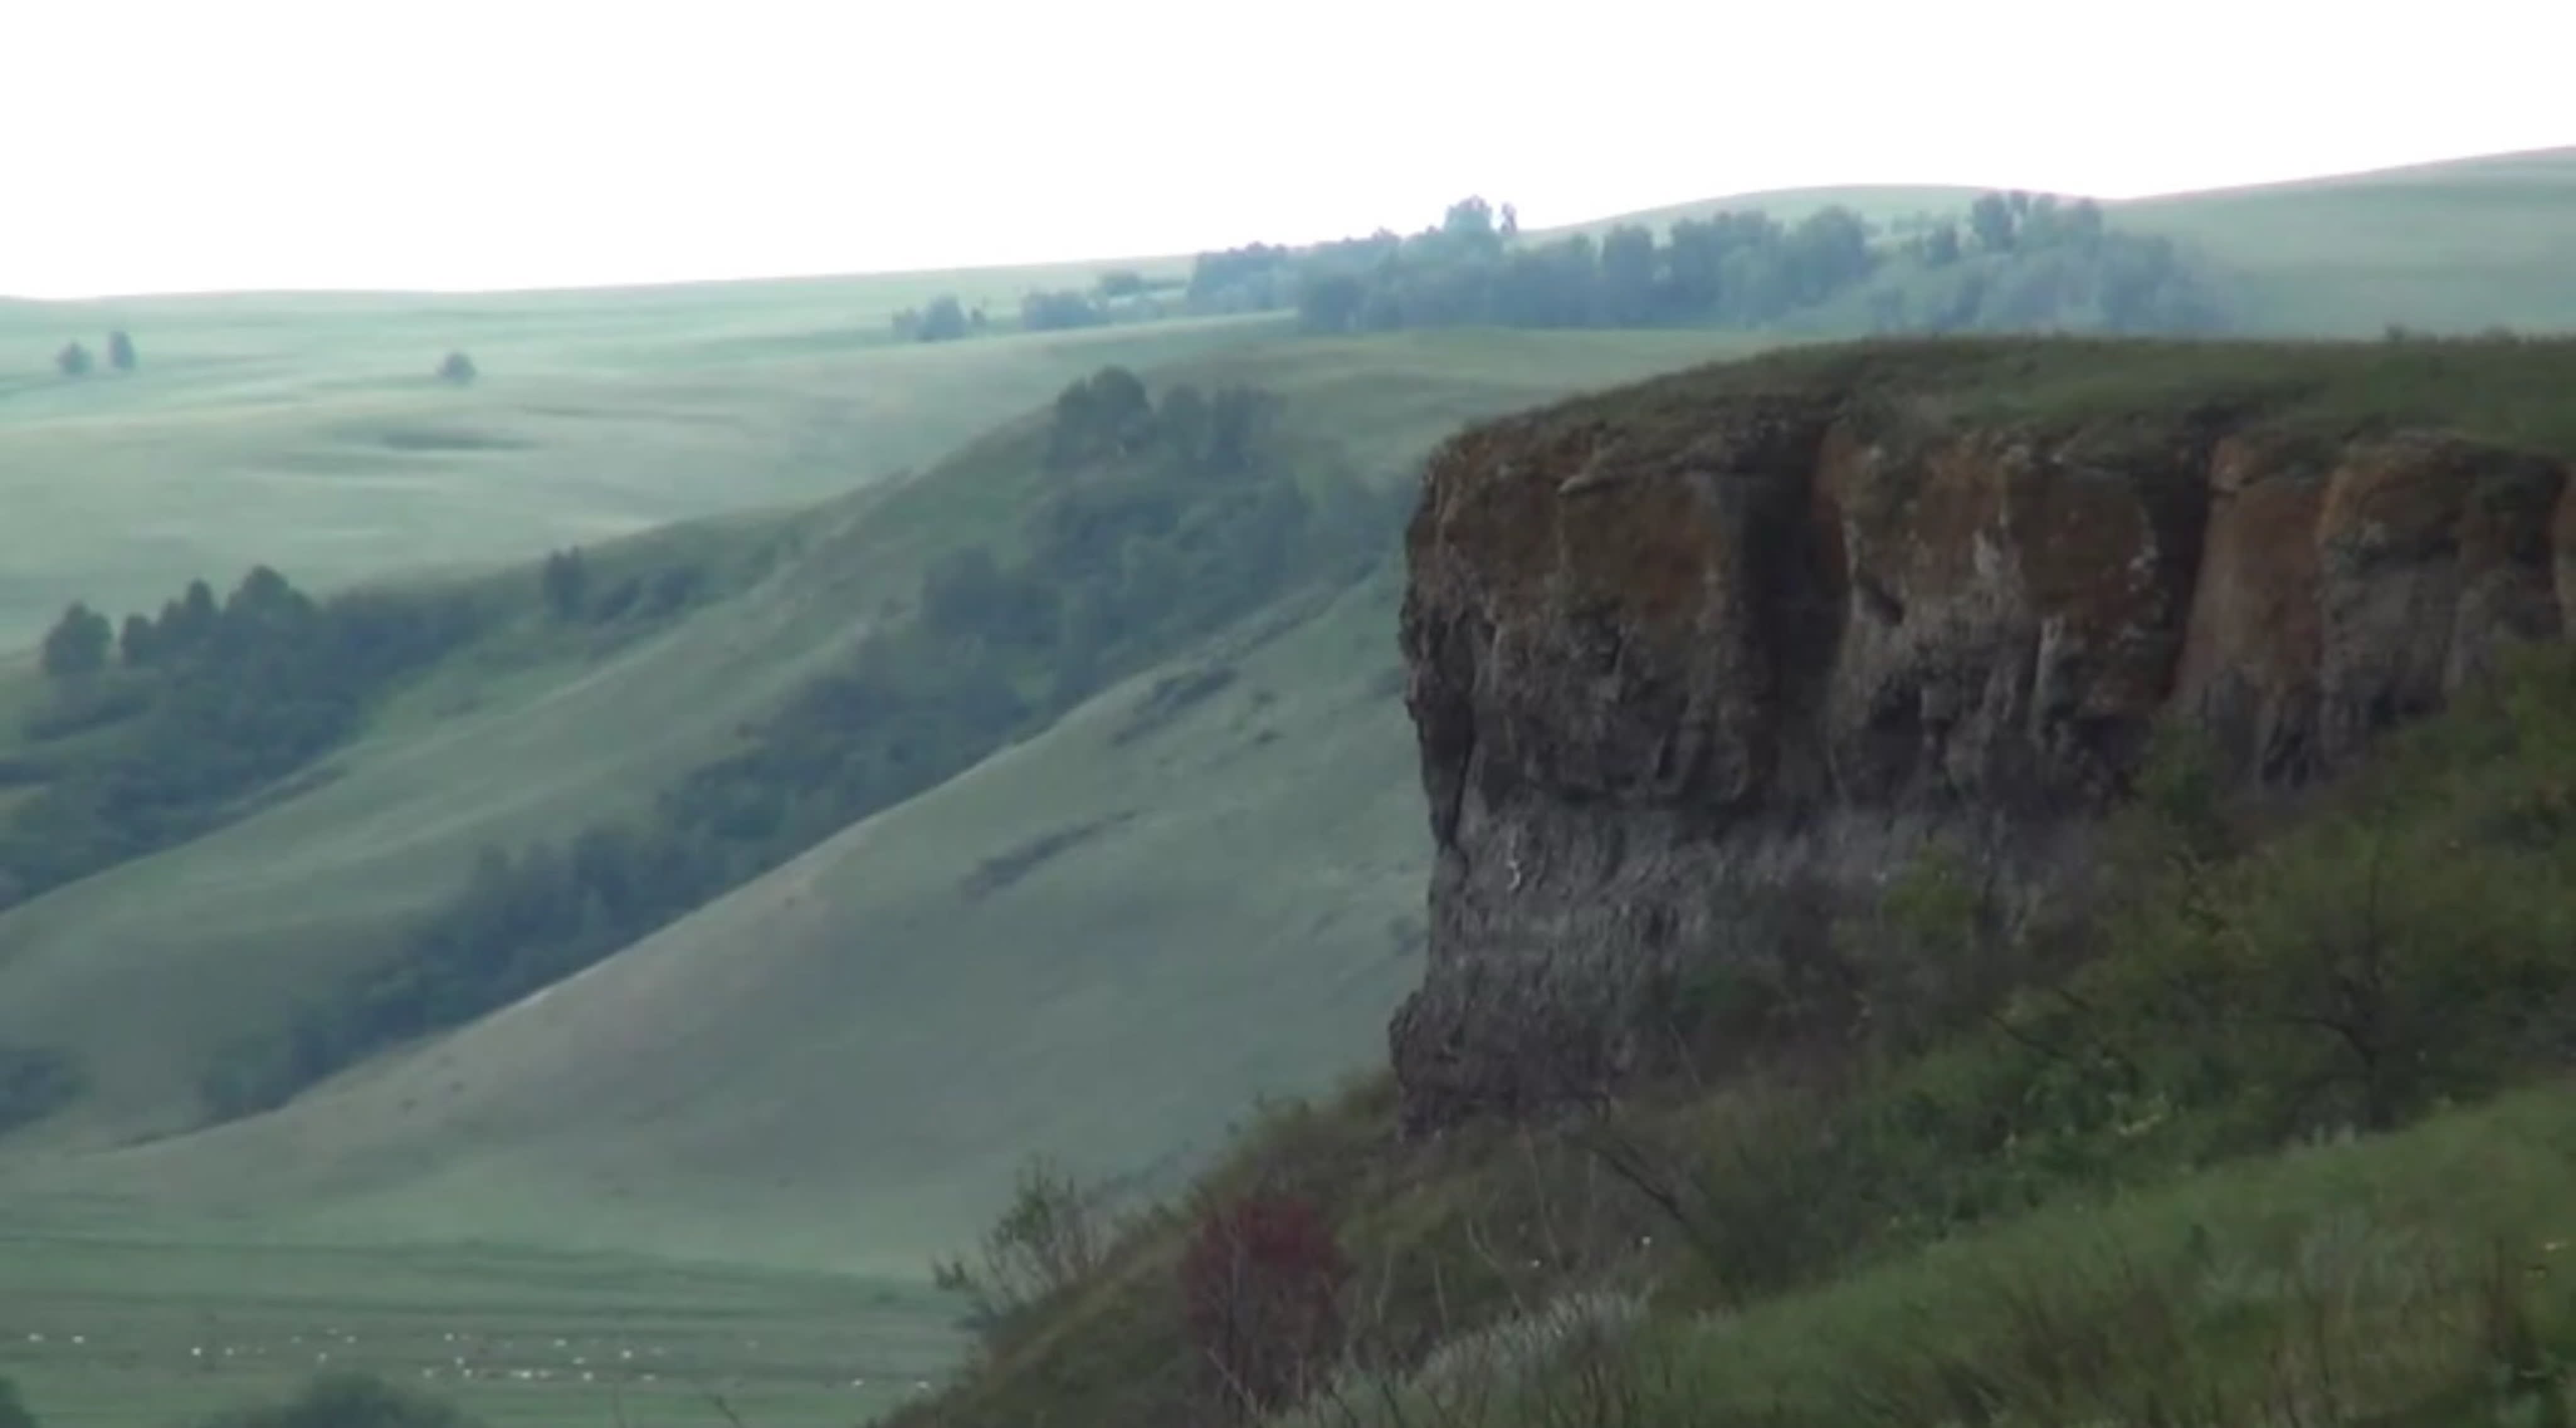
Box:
[0,328,1759,1196]
[0,572,1424,1271]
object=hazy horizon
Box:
[8,0,2568,301]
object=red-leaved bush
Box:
[1179,1193,1350,1419]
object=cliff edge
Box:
[1392,338,2576,1132]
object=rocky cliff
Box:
[1391,339,2576,1132]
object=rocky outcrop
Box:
[1391,344,2576,1132]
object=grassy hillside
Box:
[0,327,1765,1265]
[878,458,2576,1428]
[1580,147,2576,338]
[2120,145,2576,335]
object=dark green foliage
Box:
[892,295,972,343]
[538,547,588,619]
[55,341,92,378]
[189,1372,480,1428]
[1177,189,2222,338]
[211,370,1415,1114]
[37,602,111,677]
[106,329,136,372]
[0,568,486,912]
[435,351,476,385]
[0,1376,34,1428]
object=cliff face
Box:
[1392,345,2576,1132]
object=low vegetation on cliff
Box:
[896,338,2576,1428]
[900,646,2576,1428]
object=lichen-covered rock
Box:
[1392,346,2575,1134]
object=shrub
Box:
[931,1155,1116,1336]
[1180,1192,1350,1419]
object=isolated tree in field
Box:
[436,350,477,385]
[918,295,970,342]
[39,602,112,677]
[55,341,92,377]
[540,548,589,620]
[106,329,137,372]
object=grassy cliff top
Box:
[1492,335,2576,460]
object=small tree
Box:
[540,548,589,621]
[930,1156,1114,1334]
[436,351,477,385]
[1179,1192,1349,1420]
[55,341,93,377]
[106,329,137,372]
[39,602,112,678]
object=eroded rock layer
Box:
[1392,343,2574,1132]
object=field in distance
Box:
[0,1231,960,1428]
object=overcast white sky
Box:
[5,0,2567,299]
